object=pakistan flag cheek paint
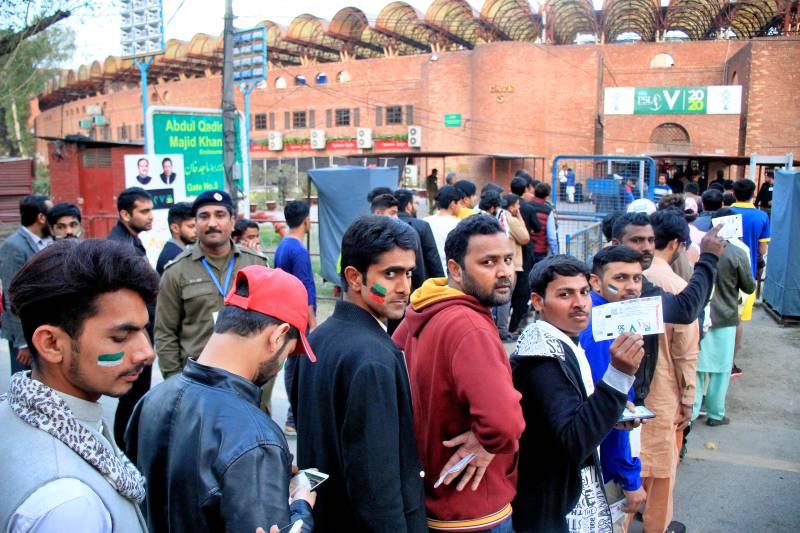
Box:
[97,352,124,367]
[369,282,387,304]
[607,283,620,295]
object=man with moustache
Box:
[393,215,525,532]
[512,256,644,533]
[126,266,316,532]
[47,203,83,240]
[610,213,725,405]
[292,216,427,531]
[155,191,272,408]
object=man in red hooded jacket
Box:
[393,215,525,533]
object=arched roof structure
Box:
[37,0,799,110]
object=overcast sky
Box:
[63,0,599,68]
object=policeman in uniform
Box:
[155,190,275,411]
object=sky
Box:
[62,0,606,69]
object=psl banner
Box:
[604,86,742,115]
[124,154,187,267]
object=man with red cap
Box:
[126,265,317,533]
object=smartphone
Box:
[302,469,329,491]
[619,405,656,423]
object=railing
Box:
[564,221,604,264]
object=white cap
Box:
[627,198,657,215]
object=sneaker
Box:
[667,521,686,533]
[731,364,743,380]
[706,416,730,427]
[698,406,707,417]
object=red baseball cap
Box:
[224,265,316,362]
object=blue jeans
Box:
[483,517,515,533]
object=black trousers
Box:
[509,269,531,333]
[114,364,152,448]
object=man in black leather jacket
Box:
[611,213,726,403]
[126,266,317,532]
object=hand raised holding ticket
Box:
[699,224,727,257]
[609,332,644,375]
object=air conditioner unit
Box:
[403,164,419,184]
[78,119,91,129]
[310,129,326,150]
[357,128,373,149]
[92,116,108,126]
[407,125,422,148]
[268,131,283,151]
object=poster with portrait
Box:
[124,154,187,267]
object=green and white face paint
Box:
[607,283,620,295]
[97,352,124,367]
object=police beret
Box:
[191,190,233,215]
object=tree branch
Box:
[0,9,71,57]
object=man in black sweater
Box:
[395,188,445,280]
[611,212,726,404]
[509,175,542,333]
[512,256,644,532]
[291,216,427,532]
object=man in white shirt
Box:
[424,185,462,274]
[0,239,159,533]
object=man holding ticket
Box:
[511,256,644,533]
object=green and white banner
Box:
[604,86,742,115]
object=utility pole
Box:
[221,0,238,200]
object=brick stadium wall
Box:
[32,38,800,189]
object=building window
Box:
[292,111,307,129]
[335,108,350,127]
[117,125,128,140]
[254,113,267,130]
[649,123,690,152]
[100,125,111,141]
[650,53,674,68]
[138,124,145,138]
[337,70,351,83]
[275,76,287,89]
[386,105,403,125]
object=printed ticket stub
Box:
[711,214,743,240]
[591,296,664,341]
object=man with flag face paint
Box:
[47,203,83,240]
[292,215,428,532]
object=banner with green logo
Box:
[604,86,742,115]
[148,108,245,197]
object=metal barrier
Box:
[565,221,604,265]
[551,155,657,218]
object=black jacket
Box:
[125,360,313,533]
[511,322,628,533]
[156,239,183,275]
[291,300,427,533]
[518,200,543,269]
[398,212,445,279]
[634,252,718,403]
[108,220,147,257]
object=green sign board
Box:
[151,112,243,196]
[634,86,707,115]
[444,113,462,127]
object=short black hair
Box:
[215,275,301,339]
[716,169,725,180]
[20,195,50,227]
[454,180,477,198]
[502,193,520,209]
[161,157,172,166]
[732,179,756,202]
[529,255,590,298]
[510,176,528,196]
[657,193,685,212]
[284,200,310,229]
[367,187,393,204]
[710,207,736,220]
[167,202,193,226]
[117,187,152,214]
[592,245,643,276]
[534,182,551,199]
[602,212,623,242]
[481,183,503,196]
[137,157,148,166]
[650,209,690,250]
[478,191,501,211]
[436,185,461,210]
[444,214,504,270]
[701,189,723,212]
[371,194,398,213]
[723,179,735,191]
[723,192,735,206]
[612,212,650,241]
[685,182,700,195]
[394,189,414,212]
[708,182,725,193]
[232,218,259,239]
[47,202,81,226]
[8,240,159,365]
[340,215,417,288]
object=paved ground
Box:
[2,304,798,532]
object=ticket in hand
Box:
[433,453,475,488]
[591,296,665,341]
[711,214,743,240]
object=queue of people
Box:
[0,170,766,533]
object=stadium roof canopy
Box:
[38,0,798,110]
